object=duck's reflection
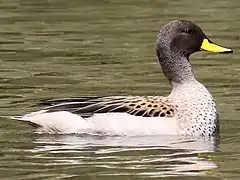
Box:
[28,135,219,177]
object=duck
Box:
[10,20,233,137]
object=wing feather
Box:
[40,96,176,118]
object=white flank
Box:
[10,111,179,136]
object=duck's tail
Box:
[2,110,89,134]
[2,113,46,128]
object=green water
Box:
[0,0,240,179]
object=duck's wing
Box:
[40,96,176,118]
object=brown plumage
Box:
[40,96,176,118]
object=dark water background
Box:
[0,0,240,179]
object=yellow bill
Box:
[201,39,233,53]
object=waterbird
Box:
[10,20,233,137]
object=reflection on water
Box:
[0,0,239,179]
[25,135,218,178]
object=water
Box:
[0,0,240,179]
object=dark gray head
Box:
[157,20,206,58]
[156,20,232,84]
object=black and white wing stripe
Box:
[40,96,175,118]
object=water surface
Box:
[0,0,240,179]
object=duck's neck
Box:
[170,80,210,98]
[157,52,195,84]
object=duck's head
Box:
[156,20,233,59]
[156,20,233,83]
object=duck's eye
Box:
[183,28,193,34]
